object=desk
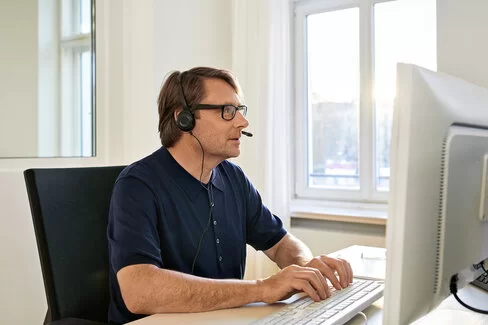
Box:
[411,284,488,325]
[127,300,384,325]
[126,245,488,324]
[128,245,386,325]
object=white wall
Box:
[0,0,38,157]
[152,0,232,85]
[437,0,488,89]
[291,219,386,256]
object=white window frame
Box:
[59,0,94,157]
[294,0,400,206]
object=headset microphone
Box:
[242,131,253,137]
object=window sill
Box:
[289,199,387,226]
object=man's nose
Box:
[235,110,249,128]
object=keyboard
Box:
[251,279,384,325]
[472,272,488,292]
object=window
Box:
[60,0,94,157]
[294,0,436,204]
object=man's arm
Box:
[264,233,354,290]
[117,264,260,314]
[263,233,314,268]
[117,262,329,314]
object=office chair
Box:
[24,166,125,325]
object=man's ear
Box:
[174,108,182,121]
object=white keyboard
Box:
[252,279,384,325]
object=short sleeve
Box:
[107,176,163,273]
[244,176,287,251]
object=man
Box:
[107,67,353,324]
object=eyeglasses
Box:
[194,104,248,121]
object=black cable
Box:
[191,205,213,275]
[450,274,488,314]
[189,131,215,275]
[189,131,207,190]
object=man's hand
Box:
[303,255,353,290]
[258,264,331,304]
[261,234,353,303]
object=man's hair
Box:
[157,67,242,147]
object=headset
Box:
[175,71,253,274]
[176,71,253,137]
[175,72,210,274]
[176,72,196,132]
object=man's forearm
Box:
[270,234,314,268]
[118,264,262,315]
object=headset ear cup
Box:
[176,110,195,132]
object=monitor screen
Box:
[383,63,488,324]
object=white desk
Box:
[127,299,384,325]
[128,245,386,325]
[412,284,488,325]
[127,245,488,325]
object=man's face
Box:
[192,78,249,161]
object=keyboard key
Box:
[251,279,384,325]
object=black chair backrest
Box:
[24,166,125,323]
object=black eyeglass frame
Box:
[194,104,248,121]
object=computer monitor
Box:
[383,63,488,324]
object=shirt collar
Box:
[156,147,224,201]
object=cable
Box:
[189,131,207,188]
[357,311,368,324]
[191,204,213,275]
[450,274,488,314]
[189,131,215,275]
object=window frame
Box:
[59,0,94,157]
[293,0,401,205]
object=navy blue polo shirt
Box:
[107,146,287,324]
